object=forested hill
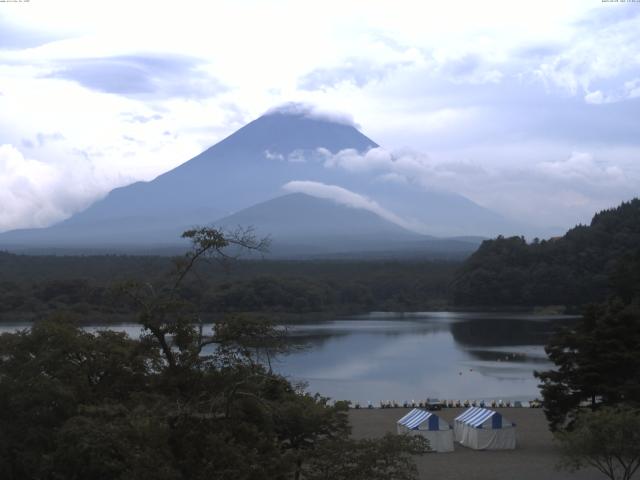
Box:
[451,198,640,307]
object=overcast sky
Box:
[1,0,639,232]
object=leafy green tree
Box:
[0,227,426,480]
[50,404,180,480]
[0,318,155,479]
[452,198,640,307]
[555,406,640,480]
[301,434,429,480]
[535,235,640,431]
[535,300,640,431]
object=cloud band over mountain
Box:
[282,180,423,233]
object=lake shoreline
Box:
[0,312,578,402]
[0,306,583,326]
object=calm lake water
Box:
[0,312,576,404]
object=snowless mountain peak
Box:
[0,104,528,254]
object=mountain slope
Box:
[214,193,482,258]
[215,192,416,239]
[0,106,525,252]
[215,192,422,256]
[63,111,378,227]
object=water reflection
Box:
[275,312,577,403]
[0,312,577,404]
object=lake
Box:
[0,312,576,404]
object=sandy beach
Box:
[349,408,608,480]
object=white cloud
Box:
[584,79,640,104]
[287,150,307,163]
[584,90,605,104]
[319,147,394,172]
[282,180,423,233]
[533,8,640,101]
[264,150,284,161]
[437,53,504,85]
[265,148,308,163]
[625,78,640,99]
[311,145,640,228]
[0,0,639,233]
[0,144,101,231]
[265,102,359,128]
[317,146,468,191]
[536,151,626,185]
[375,172,408,184]
[298,57,415,91]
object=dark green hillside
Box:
[451,199,640,307]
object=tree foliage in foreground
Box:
[535,299,640,431]
[556,406,640,480]
[0,227,427,480]
[302,434,428,480]
[534,244,640,431]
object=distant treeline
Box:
[0,254,458,322]
[451,198,640,307]
[4,198,639,319]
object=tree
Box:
[535,243,640,432]
[452,198,640,308]
[0,318,156,479]
[535,299,640,431]
[301,434,429,480]
[120,226,270,371]
[0,227,426,480]
[555,406,640,480]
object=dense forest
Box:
[0,229,428,480]
[0,253,457,323]
[3,198,639,323]
[535,250,640,429]
[451,199,640,308]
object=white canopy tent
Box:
[454,407,516,450]
[396,408,454,453]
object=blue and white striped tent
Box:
[454,407,516,450]
[397,409,454,452]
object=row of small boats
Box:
[352,398,543,409]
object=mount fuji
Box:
[0,105,524,256]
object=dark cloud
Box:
[46,54,227,99]
[298,59,407,91]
